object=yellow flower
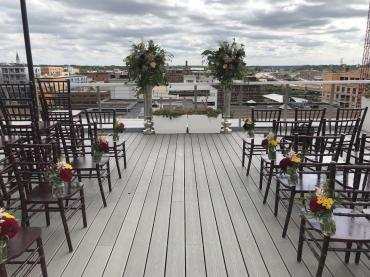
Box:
[64,163,73,170]
[291,156,301,163]
[270,139,279,147]
[3,212,15,219]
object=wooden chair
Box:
[258,120,314,203]
[242,108,282,175]
[297,163,370,277]
[273,135,345,238]
[0,227,48,277]
[7,142,87,252]
[37,80,81,123]
[294,107,326,137]
[85,109,127,178]
[57,122,112,207]
[0,82,37,109]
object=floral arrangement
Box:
[243,118,255,131]
[93,136,110,158]
[125,40,171,95]
[153,108,186,119]
[279,149,301,173]
[0,208,20,258]
[261,132,279,148]
[114,119,125,133]
[44,161,73,197]
[301,186,338,235]
[202,39,246,88]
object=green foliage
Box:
[187,108,222,118]
[202,39,246,88]
[125,40,171,94]
[153,109,186,119]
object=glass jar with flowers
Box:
[301,186,338,236]
[113,118,125,141]
[44,161,73,197]
[279,149,301,185]
[0,209,20,261]
[92,136,109,159]
[262,132,279,160]
[243,118,255,137]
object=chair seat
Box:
[305,155,345,164]
[277,173,327,191]
[308,209,370,241]
[243,136,267,146]
[1,227,42,263]
[70,156,109,169]
[27,183,82,202]
[261,152,285,164]
[335,172,368,190]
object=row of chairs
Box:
[243,115,370,276]
[0,81,127,276]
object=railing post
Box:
[284,84,289,121]
[329,84,335,105]
[96,86,101,112]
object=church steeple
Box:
[16,52,20,64]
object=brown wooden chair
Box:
[57,122,112,207]
[7,142,87,252]
[0,227,48,277]
[294,107,326,136]
[297,163,370,277]
[85,109,127,178]
[242,108,282,175]
[37,80,81,123]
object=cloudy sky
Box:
[0,0,368,66]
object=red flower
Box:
[98,140,109,153]
[261,138,268,147]
[279,157,290,170]
[0,218,20,240]
[309,196,324,213]
[119,122,125,129]
[59,168,73,182]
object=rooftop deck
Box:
[13,132,370,277]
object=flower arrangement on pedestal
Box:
[44,161,73,197]
[301,186,338,236]
[262,132,279,160]
[125,40,171,134]
[243,118,255,136]
[93,136,109,159]
[0,209,20,260]
[202,39,246,133]
[279,149,302,185]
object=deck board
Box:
[15,133,370,277]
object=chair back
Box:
[294,107,326,135]
[37,79,73,122]
[0,82,36,105]
[85,109,116,130]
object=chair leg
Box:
[106,161,112,192]
[37,237,48,277]
[345,242,352,263]
[297,218,305,262]
[123,142,127,169]
[274,180,280,216]
[259,159,264,190]
[57,198,73,252]
[355,243,361,264]
[282,189,296,238]
[316,236,330,277]
[114,144,122,179]
[246,143,254,176]
[96,165,107,207]
[263,161,274,204]
[0,264,7,277]
[242,140,246,166]
[80,187,87,228]
[44,204,50,226]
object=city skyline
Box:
[0,0,369,66]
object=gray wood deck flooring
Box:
[16,133,369,277]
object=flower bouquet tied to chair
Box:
[279,149,302,185]
[301,186,339,236]
[262,132,279,160]
[0,209,20,260]
[202,39,246,133]
[92,136,110,159]
[125,40,172,134]
[243,118,255,137]
[44,160,74,197]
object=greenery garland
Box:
[202,39,247,88]
[125,40,171,94]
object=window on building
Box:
[341,87,345,92]
[353,88,357,93]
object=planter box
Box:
[188,114,222,133]
[153,115,187,134]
